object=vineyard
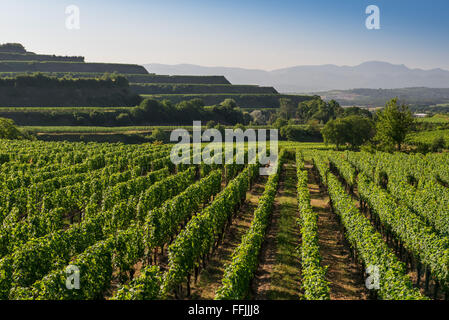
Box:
[0,139,448,300]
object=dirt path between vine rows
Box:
[252,161,302,300]
[189,176,268,300]
[306,163,367,300]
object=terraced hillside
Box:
[0,43,312,110]
[0,73,231,85]
[0,61,148,74]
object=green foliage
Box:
[127,98,248,126]
[431,136,446,152]
[206,120,217,129]
[297,98,343,124]
[280,125,322,142]
[214,123,226,136]
[215,151,286,299]
[112,266,162,300]
[313,153,425,300]
[150,128,167,143]
[374,98,414,151]
[162,163,259,295]
[0,118,29,140]
[322,115,375,149]
[273,118,288,130]
[406,129,449,152]
[220,98,238,109]
[141,93,312,109]
[296,152,330,300]
[279,98,296,119]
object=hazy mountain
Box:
[144,61,449,93]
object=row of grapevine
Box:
[296,152,330,300]
[143,170,223,254]
[214,150,286,299]
[357,173,449,292]
[312,153,425,300]
[0,147,171,223]
[340,151,449,239]
[161,164,260,296]
[0,166,198,299]
[8,167,225,300]
[325,150,449,297]
[0,166,172,259]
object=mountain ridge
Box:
[144,61,449,93]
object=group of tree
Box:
[0,118,30,140]
[322,98,415,151]
[271,96,416,152]
[278,97,372,124]
[124,98,250,126]
[0,98,252,127]
[269,97,374,144]
[322,116,375,149]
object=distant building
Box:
[413,113,428,118]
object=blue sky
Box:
[1,0,448,70]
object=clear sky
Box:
[1,0,448,70]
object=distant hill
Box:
[315,87,449,108]
[144,61,449,93]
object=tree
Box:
[132,99,168,124]
[273,118,288,130]
[176,99,204,121]
[321,119,349,149]
[279,98,296,120]
[374,98,414,151]
[296,98,342,124]
[342,106,373,118]
[297,101,312,123]
[206,120,216,129]
[0,118,29,140]
[220,98,238,109]
[249,110,266,125]
[150,128,167,143]
[322,116,375,150]
[214,124,226,136]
